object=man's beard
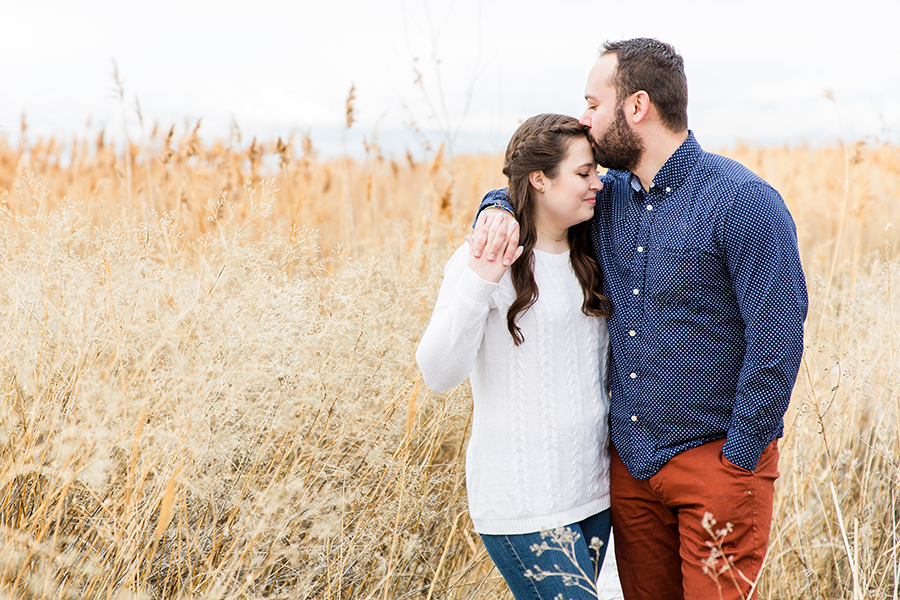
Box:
[591,104,644,172]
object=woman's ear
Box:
[528,171,547,193]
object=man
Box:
[472,38,808,600]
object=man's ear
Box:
[628,90,651,124]
[528,171,547,192]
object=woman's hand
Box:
[467,236,524,283]
[472,207,521,265]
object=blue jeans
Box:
[480,510,611,600]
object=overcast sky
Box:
[3,0,899,157]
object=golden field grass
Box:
[0,123,899,599]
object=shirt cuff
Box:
[474,188,513,227]
[455,266,499,305]
[722,429,771,471]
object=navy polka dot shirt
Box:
[478,132,808,479]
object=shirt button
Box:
[665,186,671,193]
[646,204,653,211]
[632,289,639,295]
[637,246,644,253]
[629,330,636,337]
[630,372,637,379]
[631,415,638,422]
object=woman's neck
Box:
[534,223,570,254]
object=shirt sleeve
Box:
[473,188,514,227]
[416,243,500,393]
[721,182,809,470]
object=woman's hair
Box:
[503,113,612,345]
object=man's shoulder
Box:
[693,150,795,232]
[697,150,770,189]
[601,169,632,184]
[600,169,633,196]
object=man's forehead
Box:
[586,56,616,96]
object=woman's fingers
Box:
[509,244,525,265]
[467,234,524,284]
[473,209,516,260]
[471,211,495,258]
[501,219,521,266]
[485,212,513,261]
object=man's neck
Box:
[632,129,689,192]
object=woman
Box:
[416,114,612,599]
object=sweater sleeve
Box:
[416,243,500,393]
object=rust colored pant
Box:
[611,438,779,600]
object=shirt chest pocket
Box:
[645,247,701,306]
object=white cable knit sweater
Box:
[416,243,611,535]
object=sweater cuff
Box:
[455,266,498,305]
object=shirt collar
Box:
[627,131,702,194]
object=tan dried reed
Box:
[0,129,898,599]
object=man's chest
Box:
[594,187,731,304]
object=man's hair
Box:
[601,38,688,133]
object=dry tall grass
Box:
[0,125,898,599]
